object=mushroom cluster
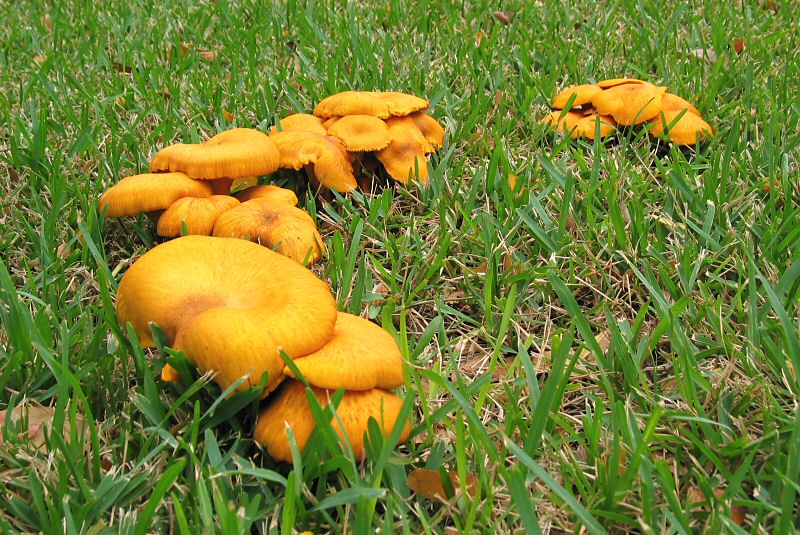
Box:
[269,91,445,191]
[118,235,410,462]
[99,129,325,265]
[540,78,714,145]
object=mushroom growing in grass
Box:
[269,130,357,192]
[116,236,337,396]
[270,113,328,136]
[236,184,299,205]
[156,195,240,237]
[540,110,616,140]
[313,91,430,119]
[99,172,213,218]
[376,123,431,183]
[591,82,666,125]
[254,379,410,462]
[327,115,392,152]
[212,198,326,265]
[150,128,280,195]
[551,83,603,110]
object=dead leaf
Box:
[492,11,513,25]
[494,89,503,107]
[407,469,478,499]
[180,42,191,55]
[474,31,484,46]
[0,405,85,450]
[763,0,777,11]
[34,54,46,65]
[687,48,717,63]
[41,15,53,31]
[732,38,745,54]
[198,49,217,62]
[115,96,126,108]
[373,281,390,297]
[56,242,72,258]
[289,80,302,91]
[223,110,234,122]
[731,504,747,526]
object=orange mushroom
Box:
[540,110,615,140]
[649,110,714,145]
[327,115,392,151]
[270,130,357,192]
[270,114,328,136]
[156,195,240,237]
[592,82,666,125]
[314,91,429,119]
[99,172,213,218]
[376,123,429,183]
[236,184,299,205]
[552,84,603,109]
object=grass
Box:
[1,0,799,532]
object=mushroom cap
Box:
[270,131,357,192]
[384,116,434,153]
[597,78,648,88]
[270,114,328,136]
[156,195,240,237]
[212,198,325,265]
[116,236,337,394]
[649,110,714,145]
[401,112,446,150]
[254,379,411,462]
[321,117,340,130]
[552,84,603,109]
[661,93,701,116]
[313,91,429,119]
[327,115,392,151]
[236,184,298,205]
[375,124,430,183]
[150,128,281,180]
[285,312,404,390]
[591,83,666,125]
[539,110,584,131]
[99,172,214,218]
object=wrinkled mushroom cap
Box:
[236,184,298,205]
[270,130,357,192]
[327,115,392,151]
[116,236,337,395]
[156,195,240,237]
[314,91,429,119]
[376,124,429,183]
[285,312,404,390]
[592,82,666,125]
[150,128,281,180]
[99,172,213,218]
[212,198,325,265]
[270,114,328,136]
[254,379,410,462]
[552,84,603,109]
[649,110,714,145]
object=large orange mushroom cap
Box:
[212,198,325,265]
[285,312,404,390]
[270,114,328,136]
[408,112,446,149]
[254,380,411,462]
[591,82,667,125]
[150,128,280,180]
[313,91,429,119]
[99,172,213,218]
[236,184,298,205]
[649,110,714,145]
[661,93,702,116]
[540,110,584,132]
[116,236,337,395]
[375,124,429,183]
[327,115,392,151]
[552,84,603,109]
[156,195,240,237]
[270,130,357,192]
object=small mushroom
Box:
[552,84,603,109]
[591,82,666,125]
[156,195,240,237]
[150,128,281,181]
[327,115,392,152]
[270,130,357,192]
[116,236,337,395]
[660,93,702,116]
[212,198,325,265]
[99,172,213,218]
[236,184,298,205]
[254,379,410,462]
[376,123,429,183]
[270,114,328,136]
[540,110,616,140]
[285,312,404,390]
[313,91,429,119]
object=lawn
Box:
[1,0,799,532]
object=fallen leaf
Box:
[407,469,477,499]
[34,54,46,65]
[180,42,191,55]
[289,80,302,91]
[223,110,234,122]
[0,405,85,450]
[41,15,53,31]
[198,49,217,62]
[494,89,503,107]
[373,281,390,297]
[731,504,747,526]
[732,38,745,54]
[763,0,776,11]
[492,11,512,25]
[474,31,484,46]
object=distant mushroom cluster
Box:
[118,236,410,462]
[540,78,714,145]
[271,90,445,190]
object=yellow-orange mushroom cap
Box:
[661,93,701,116]
[286,312,404,390]
[321,117,340,130]
[270,114,328,136]
[376,124,429,183]
[156,195,240,237]
[99,172,214,218]
[212,198,325,265]
[270,130,357,192]
[649,110,714,145]
[408,112,445,149]
[314,91,429,119]
[236,184,298,205]
[116,236,337,395]
[254,380,411,462]
[327,115,391,151]
[150,128,280,180]
[592,83,666,125]
[552,84,603,109]
[597,78,648,88]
